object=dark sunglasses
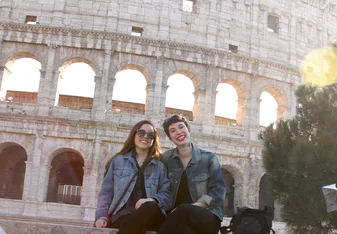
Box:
[136,129,156,139]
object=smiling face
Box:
[134,123,155,152]
[167,121,191,146]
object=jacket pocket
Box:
[193,172,209,182]
[192,173,209,196]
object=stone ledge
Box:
[0,219,156,234]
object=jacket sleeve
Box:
[197,154,226,209]
[95,160,115,221]
[151,162,172,212]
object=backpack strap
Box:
[263,215,276,234]
[219,214,235,234]
[219,207,250,234]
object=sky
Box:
[3,58,277,125]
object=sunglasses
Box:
[136,129,156,140]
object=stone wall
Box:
[0,0,335,233]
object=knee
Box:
[174,204,193,214]
[139,200,160,213]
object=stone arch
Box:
[114,63,150,84]
[55,57,97,109]
[46,148,85,205]
[163,69,201,121]
[43,144,88,166]
[257,173,283,221]
[0,138,33,162]
[58,57,97,74]
[163,69,201,91]
[258,174,274,210]
[257,86,287,123]
[109,63,149,115]
[1,52,42,104]
[0,142,28,200]
[111,53,156,83]
[215,79,246,126]
[221,164,245,216]
[0,44,45,68]
[5,52,41,67]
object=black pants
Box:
[157,204,221,234]
[111,201,165,234]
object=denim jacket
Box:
[162,144,226,220]
[95,151,172,221]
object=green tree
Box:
[259,84,337,234]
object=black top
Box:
[174,170,193,208]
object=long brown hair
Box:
[115,120,161,159]
[104,120,161,176]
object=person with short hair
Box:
[95,120,171,234]
[158,114,226,234]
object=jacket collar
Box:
[121,150,158,165]
[170,143,201,164]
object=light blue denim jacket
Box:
[162,144,226,220]
[95,151,172,221]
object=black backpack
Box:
[220,206,276,234]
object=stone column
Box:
[27,134,44,201]
[37,163,52,202]
[160,84,169,117]
[106,77,116,113]
[244,74,260,141]
[22,162,32,201]
[91,73,103,119]
[193,88,206,122]
[145,82,155,116]
[82,139,101,221]
[38,44,58,116]
[148,56,165,117]
[201,65,216,133]
[93,49,113,120]
[22,133,44,216]
[0,66,10,99]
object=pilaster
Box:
[38,44,58,116]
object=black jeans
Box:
[111,201,165,234]
[157,204,221,234]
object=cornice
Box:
[0,23,300,76]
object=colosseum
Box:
[0,0,336,233]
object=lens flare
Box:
[300,47,337,87]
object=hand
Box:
[192,201,207,208]
[95,219,108,228]
[135,198,155,210]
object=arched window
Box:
[56,62,95,109]
[165,74,195,120]
[166,74,194,111]
[259,92,277,127]
[47,150,84,205]
[1,58,41,104]
[112,69,147,114]
[0,144,27,200]
[215,83,238,126]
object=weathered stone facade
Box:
[0,0,336,233]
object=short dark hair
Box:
[162,114,190,137]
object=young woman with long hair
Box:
[95,120,171,234]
